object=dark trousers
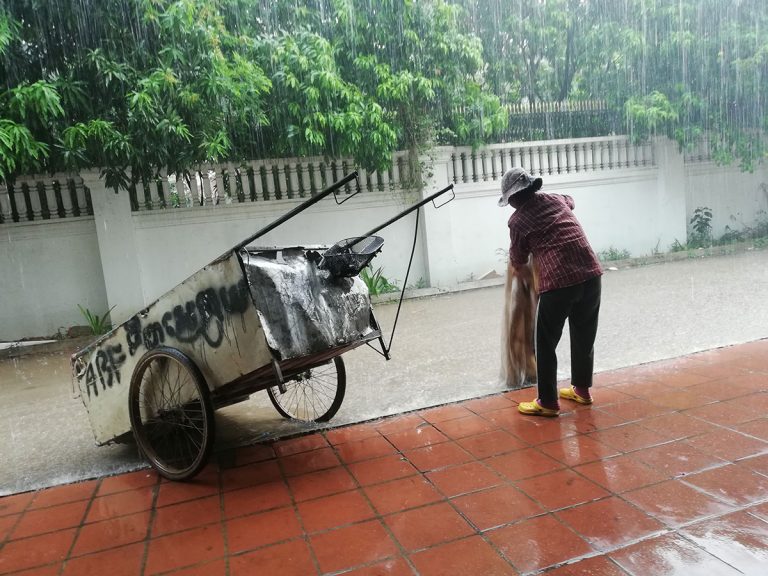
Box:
[535,276,601,405]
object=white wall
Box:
[132,190,428,308]
[3,137,768,340]
[0,218,108,340]
[423,166,677,287]
[686,163,768,237]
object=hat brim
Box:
[497,177,542,207]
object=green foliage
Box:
[598,247,631,262]
[713,208,768,246]
[688,206,713,248]
[330,0,505,158]
[625,91,679,142]
[253,29,396,167]
[670,239,687,253]
[360,266,399,296]
[407,277,428,290]
[1,0,766,184]
[77,305,116,336]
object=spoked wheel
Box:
[267,356,346,422]
[128,346,214,481]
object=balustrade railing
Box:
[0,174,91,224]
[449,136,656,185]
[683,136,713,163]
[4,137,710,222]
[128,151,418,212]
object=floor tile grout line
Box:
[319,423,422,575]
[215,465,232,576]
[0,500,29,550]
[53,476,103,576]
[398,431,537,575]
[671,529,751,575]
[1,404,756,560]
[277,458,323,576]
[522,553,634,576]
[135,476,161,576]
[3,355,767,563]
[322,413,550,571]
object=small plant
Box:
[78,305,115,335]
[670,239,687,252]
[598,246,631,261]
[688,206,713,247]
[407,277,428,290]
[360,267,399,296]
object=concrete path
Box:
[1,249,767,495]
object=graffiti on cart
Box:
[84,344,127,399]
[83,278,251,399]
[125,279,251,356]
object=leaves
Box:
[360,266,399,296]
[0,120,49,181]
[0,0,765,184]
[77,305,116,335]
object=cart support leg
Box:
[271,358,286,394]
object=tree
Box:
[1,0,765,183]
[328,0,506,182]
[589,0,768,170]
[0,0,275,188]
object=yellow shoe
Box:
[518,400,559,417]
[559,386,593,405]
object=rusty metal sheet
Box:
[71,251,271,444]
[242,247,375,360]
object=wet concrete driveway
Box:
[1,249,767,496]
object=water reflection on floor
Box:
[1,249,768,495]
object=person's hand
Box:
[514,263,533,289]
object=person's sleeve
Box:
[508,226,530,267]
[560,194,575,209]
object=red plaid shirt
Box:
[508,192,602,293]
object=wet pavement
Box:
[0,250,768,495]
[1,249,768,496]
[0,338,766,575]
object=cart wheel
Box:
[128,346,214,481]
[267,356,346,422]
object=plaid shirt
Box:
[508,192,602,293]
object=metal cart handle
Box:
[364,183,455,360]
[235,172,359,251]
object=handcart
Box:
[71,172,454,480]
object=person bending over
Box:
[498,167,603,417]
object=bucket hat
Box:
[498,168,542,207]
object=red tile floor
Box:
[2,339,768,575]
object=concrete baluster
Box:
[59,177,74,217]
[490,149,498,181]
[561,144,568,173]
[323,162,334,195]
[0,184,11,223]
[11,181,28,221]
[74,178,90,215]
[199,168,213,206]
[44,179,60,218]
[274,162,286,200]
[154,170,167,208]
[224,163,237,202]
[187,170,200,206]
[29,179,43,220]
[450,152,459,185]
[135,177,147,211]
[287,161,299,199]
[510,147,521,171]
